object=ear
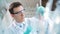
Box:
[11,14,14,17]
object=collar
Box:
[11,20,26,31]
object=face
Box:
[12,6,25,23]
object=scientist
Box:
[4,2,33,34]
[29,5,54,34]
[29,6,47,34]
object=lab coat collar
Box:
[13,19,25,26]
[12,19,27,32]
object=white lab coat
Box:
[29,17,54,34]
[53,23,60,34]
[45,18,54,34]
[29,17,47,34]
[4,18,37,34]
[53,16,60,34]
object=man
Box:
[29,6,46,34]
[29,5,54,34]
[4,2,33,34]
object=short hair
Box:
[9,2,22,14]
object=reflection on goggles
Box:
[13,9,25,14]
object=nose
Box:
[21,13,24,16]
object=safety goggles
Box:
[12,9,25,14]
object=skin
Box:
[12,6,25,23]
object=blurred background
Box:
[0,0,57,18]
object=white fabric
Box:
[4,18,37,34]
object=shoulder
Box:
[4,27,13,34]
[4,23,17,34]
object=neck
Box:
[16,20,25,23]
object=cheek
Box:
[20,14,25,17]
[14,14,25,19]
[17,15,23,19]
[13,15,19,19]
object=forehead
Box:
[13,6,23,12]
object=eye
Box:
[13,9,25,14]
[12,11,19,14]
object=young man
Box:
[4,2,33,34]
[29,6,46,34]
[29,5,54,34]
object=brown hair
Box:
[9,2,22,14]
